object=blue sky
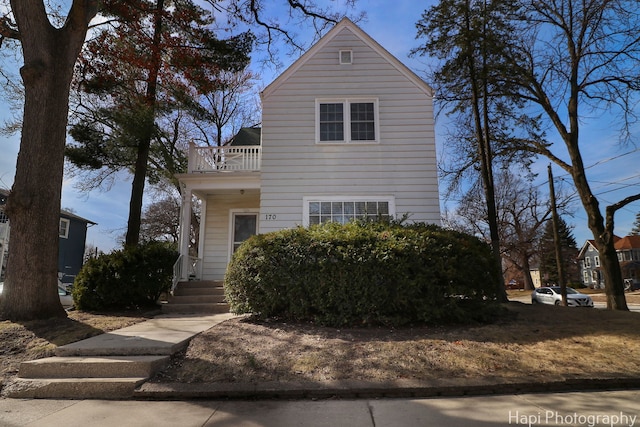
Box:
[0,0,638,252]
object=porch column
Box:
[197,197,207,279]
[179,184,192,281]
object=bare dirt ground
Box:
[2,293,640,395]
[150,296,640,385]
[0,309,159,395]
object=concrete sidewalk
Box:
[2,389,640,426]
[56,313,236,356]
[7,313,236,399]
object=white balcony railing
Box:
[188,144,262,173]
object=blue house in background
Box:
[0,189,95,285]
[57,209,96,284]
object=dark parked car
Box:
[531,286,594,307]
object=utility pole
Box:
[548,164,567,305]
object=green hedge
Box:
[72,241,178,311]
[224,221,502,326]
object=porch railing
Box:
[189,145,262,173]
[171,255,183,294]
[171,255,202,294]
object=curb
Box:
[135,376,640,400]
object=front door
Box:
[231,212,258,255]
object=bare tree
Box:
[0,1,98,320]
[500,0,640,309]
[448,169,571,291]
[139,194,180,244]
[0,0,356,320]
[188,69,261,147]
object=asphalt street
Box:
[509,292,640,312]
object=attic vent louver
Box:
[339,50,352,65]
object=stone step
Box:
[177,280,223,289]
[18,356,169,379]
[173,286,225,297]
[161,302,230,314]
[8,377,148,399]
[169,294,226,304]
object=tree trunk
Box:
[124,141,151,247]
[521,253,535,291]
[1,1,97,320]
[124,0,164,248]
[597,237,628,310]
[571,160,628,310]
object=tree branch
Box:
[605,192,640,235]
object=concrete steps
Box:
[10,377,149,399]
[10,355,169,399]
[6,314,235,400]
[162,280,230,314]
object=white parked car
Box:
[531,286,594,307]
[0,281,74,308]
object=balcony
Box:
[188,144,262,173]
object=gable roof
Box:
[577,240,598,259]
[615,235,640,250]
[261,18,433,99]
[0,188,95,225]
[60,209,97,225]
[229,127,261,146]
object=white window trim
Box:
[339,50,352,65]
[594,255,600,267]
[302,196,395,227]
[227,209,259,262]
[59,218,70,239]
[315,98,380,144]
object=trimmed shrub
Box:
[73,241,178,311]
[224,221,502,326]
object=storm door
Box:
[231,212,258,254]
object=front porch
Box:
[175,143,262,286]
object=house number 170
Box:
[264,214,277,220]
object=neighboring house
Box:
[529,268,542,288]
[616,235,640,288]
[57,210,96,284]
[0,188,95,284]
[577,236,640,289]
[176,18,440,281]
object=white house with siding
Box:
[175,18,440,282]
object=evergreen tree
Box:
[413,0,532,302]
[631,212,640,236]
[538,217,579,286]
[66,0,253,247]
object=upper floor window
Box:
[339,50,352,65]
[59,218,70,239]
[316,98,379,144]
[594,256,600,267]
[585,257,591,268]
